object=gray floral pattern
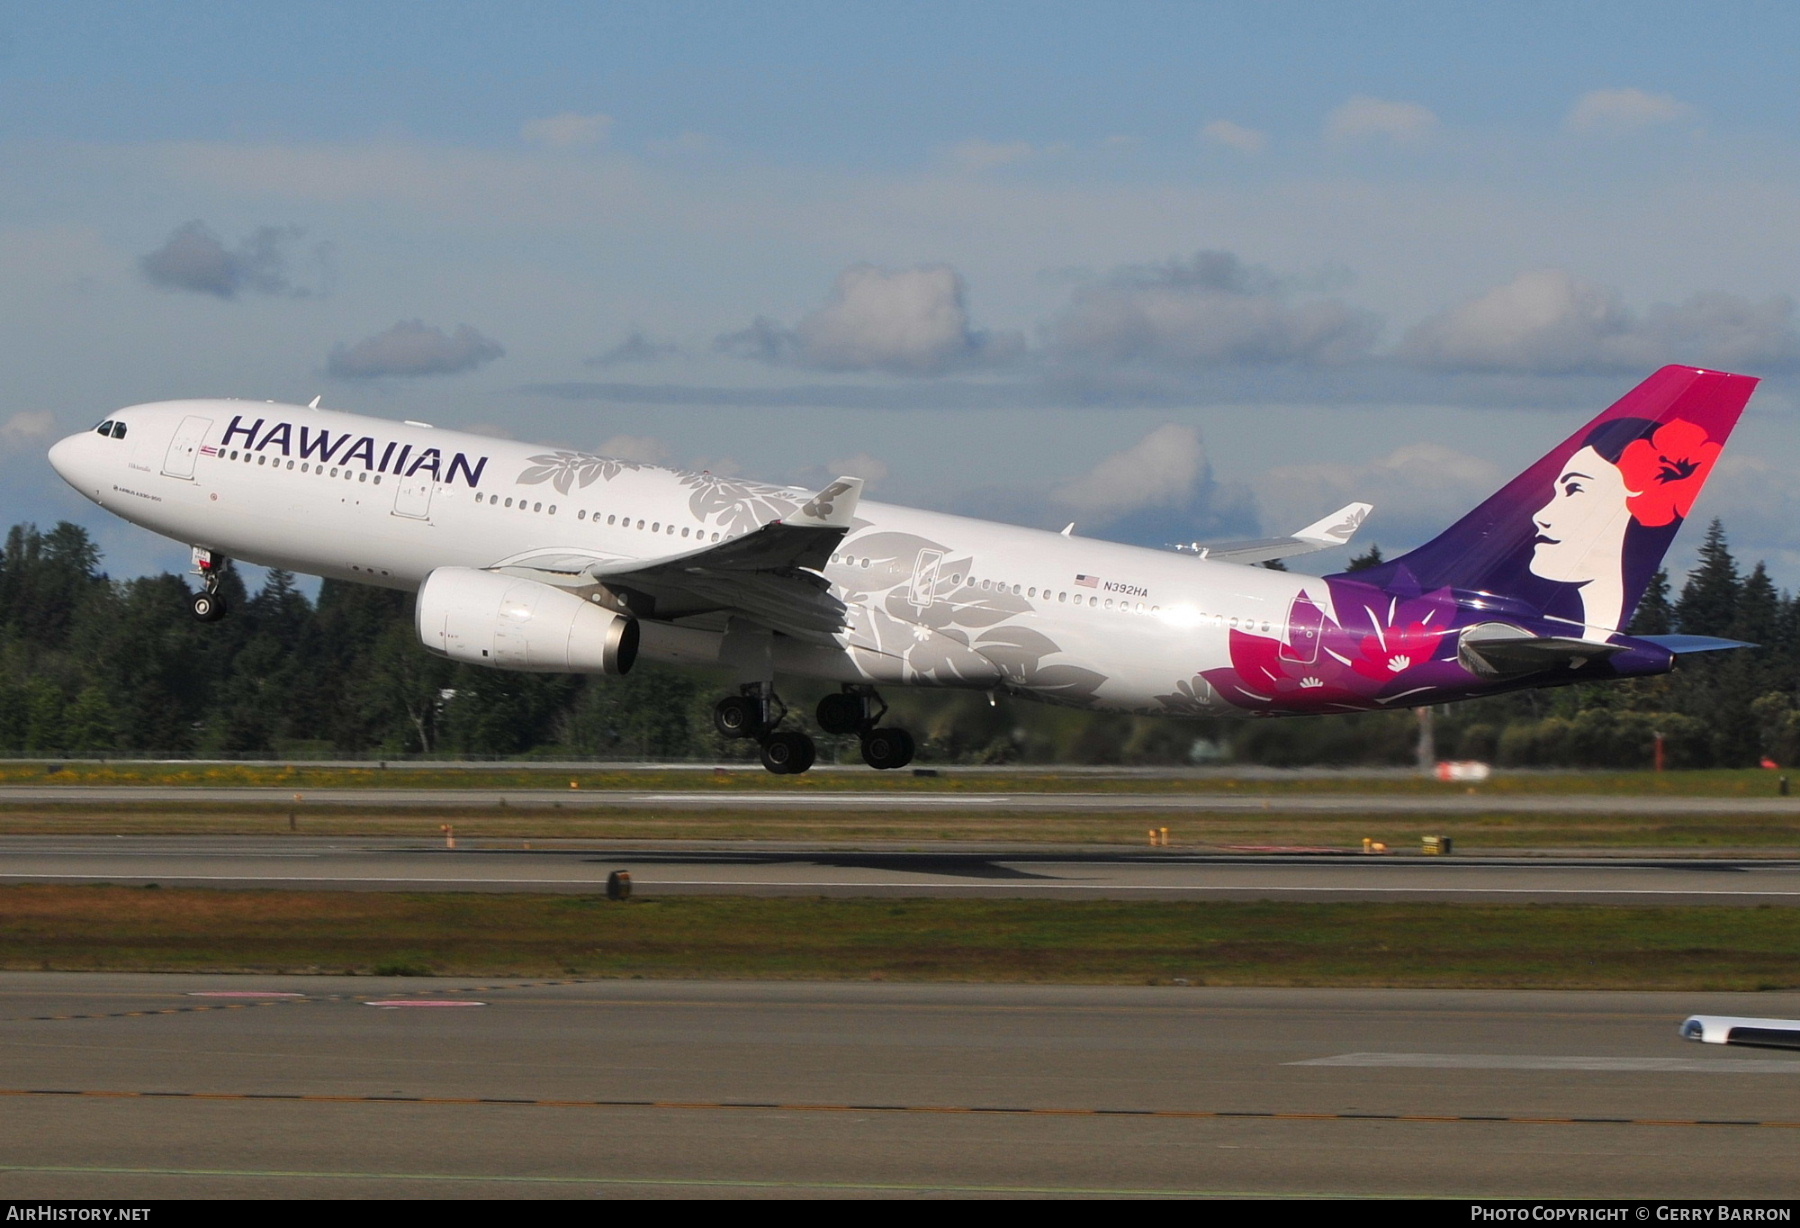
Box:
[832,529,1109,704]
[679,473,801,536]
[517,450,646,495]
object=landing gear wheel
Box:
[189,590,227,623]
[860,727,915,771]
[815,692,865,736]
[713,695,762,739]
[760,731,816,775]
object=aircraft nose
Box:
[47,433,79,481]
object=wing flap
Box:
[489,476,864,642]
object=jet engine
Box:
[416,567,638,674]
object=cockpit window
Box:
[110,422,127,439]
[95,421,114,435]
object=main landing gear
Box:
[713,684,815,775]
[188,548,227,623]
[816,685,916,772]
[711,684,916,775]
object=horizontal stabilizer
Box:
[1179,502,1373,566]
[1681,1015,1800,1051]
[1635,634,1757,656]
[1457,623,1626,680]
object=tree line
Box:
[0,519,1782,767]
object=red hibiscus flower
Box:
[1352,621,1447,681]
[1617,419,1721,528]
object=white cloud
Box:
[1565,88,1692,134]
[596,434,669,464]
[1055,424,1207,517]
[825,451,889,487]
[0,412,56,452]
[1255,443,1503,550]
[1325,96,1439,144]
[139,220,316,298]
[587,331,683,366]
[1398,269,1800,374]
[1200,120,1266,154]
[521,112,614,149]
[716,264,1022,376]
[327,320,506,379]
[1048,250,1380,368]
[949,139,1036,171]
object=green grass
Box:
[0,800,1793,851]
[1,760,1797,797]
[5,886,1798,989]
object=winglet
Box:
[786,476,863,529]
[1294,502,1372,547]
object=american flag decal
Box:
[200,445,219,456]
[1074,574,1099,588]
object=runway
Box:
[3,836,1800,903]
[0,975,1795,1198]
[5,784,1800,814]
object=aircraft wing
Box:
[490,477,864,643]
[1182,502,1372,565]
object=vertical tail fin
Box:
[1332,366,1757,636]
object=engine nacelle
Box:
[416,567,639,674]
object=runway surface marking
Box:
[1295,1053,1800,1074]
[4,981,569,1023]
[1,1086,1794,1130]
[0,1164,1342,1198]
[3,871,1798,898]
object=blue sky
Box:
[5,1,1800,585]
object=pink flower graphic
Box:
[1352,621,1448,682]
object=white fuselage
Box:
[50,399,1326,715]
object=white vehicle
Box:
[49,366,1755,773]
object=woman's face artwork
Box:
[1531,445,1632,585]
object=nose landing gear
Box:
[816,686,915,771]
[188,547,228,623]
[713,684,816,775]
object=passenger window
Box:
[636,520,644,529]
[682,527,690,538]
[505,498,513,508]
[577,509,585,519]
[608,515,616,525]
[359,472,367,482]
[533,502,542,512]
[1059,592,1067,602]
[548,505,556,514]
[257,455,266,465]
[711,532,720,542]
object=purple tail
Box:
[1333,366,1758,635]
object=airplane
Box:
[48,364,1756,774]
